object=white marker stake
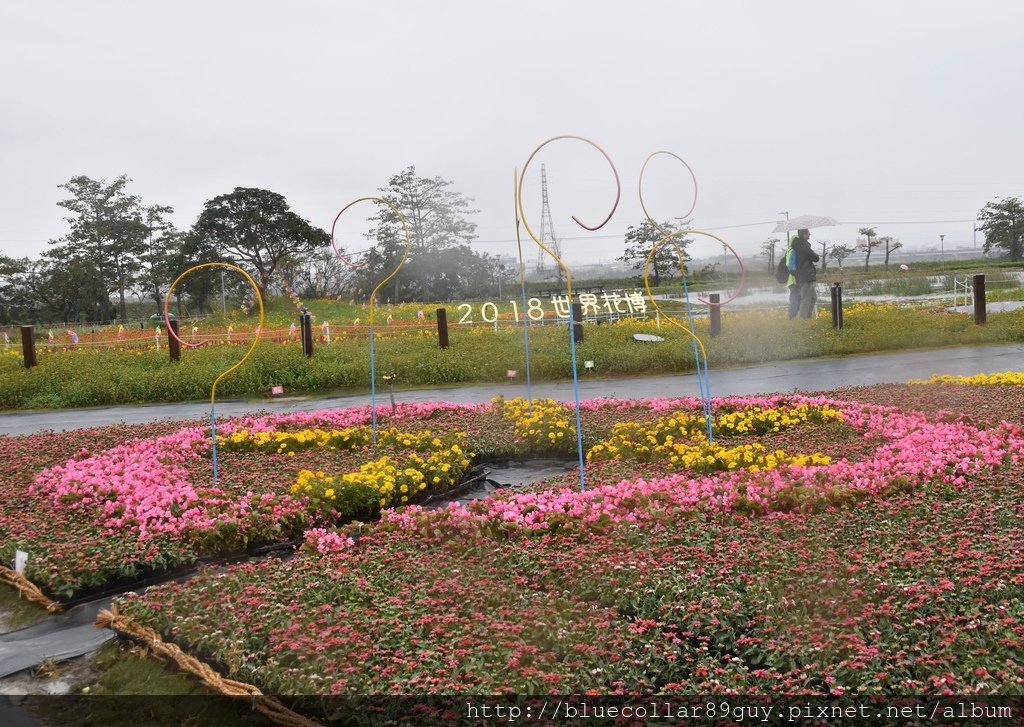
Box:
[14,549,28,574]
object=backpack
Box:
[775,257,790,285]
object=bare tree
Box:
[761,237,781,273]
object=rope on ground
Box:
[0,564,63,613]
[96,606,322,727]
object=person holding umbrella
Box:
[786,228,820,319]
[773,215,836,319]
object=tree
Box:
[354,167,487,302]
[26,252,110,325]
[167,232,227,316]
[191,188,329,301]
[282,248,353,300]
[137,204,183,312]
[493,259,516,298]
[829,244,856,270]
[858,227,878,269]
[760,237,781,273]
[618,220,690,287]
[0,256,36,324]
[818,240,830,274]
[52,175,151,322]
[880,236,903,268]
[371,166,478,252]
[978,197,1024,260]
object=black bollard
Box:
[830,283,844,329]
[20,325,36,369]
[709,293,721,336]
[436,308,449,349]
[168,320,181,362]
[300,311,314,357]
[571,302,583,343]
[973,274,986,325]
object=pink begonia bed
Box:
[3,392,1019,601]
[3,385,1024,699]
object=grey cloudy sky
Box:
[2,0,1022,268]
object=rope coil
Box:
[0,564,63,613]
[95,607,322,727]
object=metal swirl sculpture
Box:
[163,262,265,482]
[516,135,621,491]
[330,197,411,443]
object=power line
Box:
[468,217,984,245]
[842,218,976,225]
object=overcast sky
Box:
[2,0,1022,269]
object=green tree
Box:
[167,232,226,316]
[858,227,878,269]
[191,188,329,301]
[52,175,151,322]
[26,252,110,324]
[978,197,1024,260]
[371,166,478,252]
[137,204,183,312]
[356,167,485,302]
[618,220,690,287]
[0,256,36,324]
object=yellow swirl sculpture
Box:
[331,197,411,443]
[164,262,265,481]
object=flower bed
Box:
[3,386,1024,705]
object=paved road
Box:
[2,343,1022,436]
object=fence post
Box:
[973,274,986,325]
[571,302,583,343]
[300,311,314,357]
[20,325,37,369]
[830,283,844,329]
[436,308,449,349]
[709,293,721,336]
[168,320,181,362]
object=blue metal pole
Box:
[567,313,586,491]
[210,406,219,484]
[369,327,377,445]
[520,278,533,406]
[681,275,714,442]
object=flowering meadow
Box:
[2,382,1024,711]
[4,302,1024,409]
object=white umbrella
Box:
[772,215,839,233]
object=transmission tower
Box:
[536,164,562,281]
